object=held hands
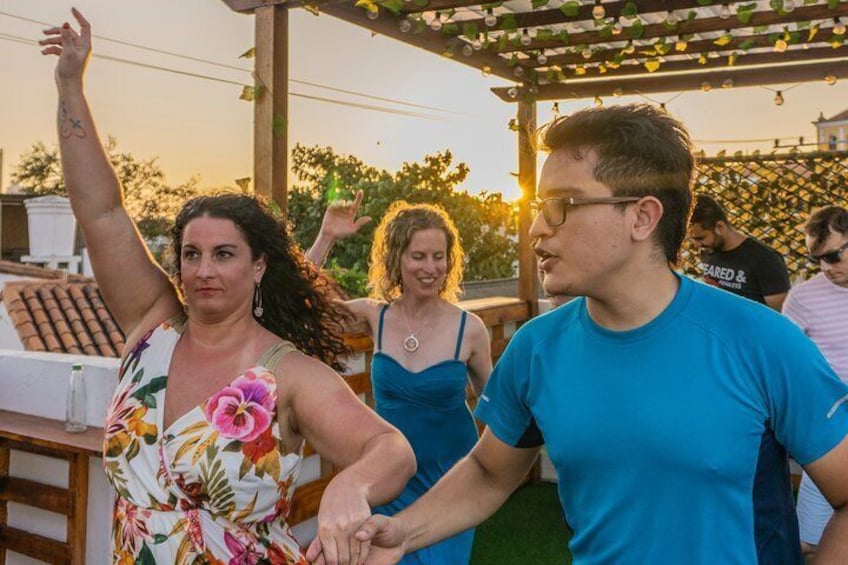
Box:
[305,475,374,565]
[307,513,408,565]
[320,190,372,242]
[39,8,91,86]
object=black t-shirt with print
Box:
[699,237,791,304]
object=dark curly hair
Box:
[171,193,350,371]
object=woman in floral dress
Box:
[40,10,415,564]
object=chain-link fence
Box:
[679,150,848,282]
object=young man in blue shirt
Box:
[311,105,848,565]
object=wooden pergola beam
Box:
[539,46,848,82]
[491,4,848,53]
[493,57,848,101]
[535,30,843,68]
[516,100,538,314]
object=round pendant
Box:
[402,334,420,353]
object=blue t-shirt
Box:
[475,275,848,564]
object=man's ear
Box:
[714,220,728,236]
[631,196,664,243]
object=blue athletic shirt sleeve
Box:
[474,321,544,448]
[754,315,848,466]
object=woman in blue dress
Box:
[308,194,492,564]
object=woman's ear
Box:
[254,256,267,284]
[631,196,664,243]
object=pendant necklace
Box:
[399,301,428,353]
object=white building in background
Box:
[814,109,848,151]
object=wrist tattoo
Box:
[59,100,86,139]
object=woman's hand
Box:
[306,474,372,564]
[320,190,372,241]
[39,8,91,87]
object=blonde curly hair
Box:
[368,201,464,303]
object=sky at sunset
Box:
[2,0,847,201]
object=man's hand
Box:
[356,514,407,565]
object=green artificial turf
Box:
[470,482,573,564]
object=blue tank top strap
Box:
[454,311,468,360]
[377,304,390,351]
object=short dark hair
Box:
[805,205,848,254]
[537,104,694,264]
[690,194,730,230]
[171,193,350,371]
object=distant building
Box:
[814,109,848,151]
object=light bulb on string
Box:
[367,7,379,20]
[825,74,837,85]
[485,8,497,27]
[537,52,548,65]
[462,44,474,56]
[521,29,532,46]
[472,34,483,50]
[659,102,667,112]
[666,11,679,25]
[592,1,606,20]
[430,13,443,31]
[834,18,846,36]
[719,4,731,19]
[481,65,492,76]
[507,118,519,131]
[594,95,603,107]
[783,0,795,12]
[514,65,525,77]
[582,47,593,59]
[399,18,412,33]
[623,41,635,55]
[774,37,788,52]
[612,22,623,35]
[721,78,734,88]
[774,91,784,105]
[507,87,519,99]
[552,102,560,118]
[675,36,688,51]
[701,81,712,92]
[613,87,624,97]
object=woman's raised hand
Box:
[320,190,372,241]
[39,8,91,86]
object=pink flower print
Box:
[114,497,152,553]
[224,530,263,565]
[203,373,275,443]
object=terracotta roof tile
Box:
[824,108,848,123]
[1,278,124,358]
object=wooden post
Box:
[67,454,89,565]
[0,444,8,563]
[253,5,289,214]
[517,100,538,317]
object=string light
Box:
[552,102,560,118]
[521,29,532,46]
[594,95,603,107]
[481,65,492,76]
[592,0,606,20]
[825,74,838,85]
[666,11,679,25]
[537,51,548,65]
[783,0,795,12]
[430,13,443,31]
[701,81,712,92]
[507,117,519,131]
[514,65,525,77]
[399,18,412,33]
[582,47,593,59]
[834,18,847,36]
[719,4,731,19]
[472,33,483,50]
[623,41,635,55]
[507,86,519,99]
[675,36,688,51]
[367,7,379,20]
[612,22,623,35]
[462,43,474,56]
[485,8,497,27]
[721,78,734,88]
[774,91,785,105]
[612,87,624,96]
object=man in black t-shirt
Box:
[689,195,791,310]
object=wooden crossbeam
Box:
[0,525,70,564]
[491,4,848,53]
[492,57,848,100]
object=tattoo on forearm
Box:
[59,100,86,139]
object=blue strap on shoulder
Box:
[377,304,389,351]
[454,311,468,360]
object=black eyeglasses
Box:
[806,241,848,266]
[529,196,642,227]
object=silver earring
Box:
[253,283,264,318]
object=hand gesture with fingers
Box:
[321,190,372,241]
[39,8,91,86]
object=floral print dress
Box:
[103,319,308,564]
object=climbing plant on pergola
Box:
[222,0,848,310]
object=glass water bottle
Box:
[65,363,87,433]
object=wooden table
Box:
[0,410,103,565]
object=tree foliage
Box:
[12,138,201,240]
[288,144,517,296]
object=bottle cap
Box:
[72,363,83,370]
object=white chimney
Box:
[21,195,82,273]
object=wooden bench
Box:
[0,410,102,565]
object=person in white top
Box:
[783,205,848,561]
